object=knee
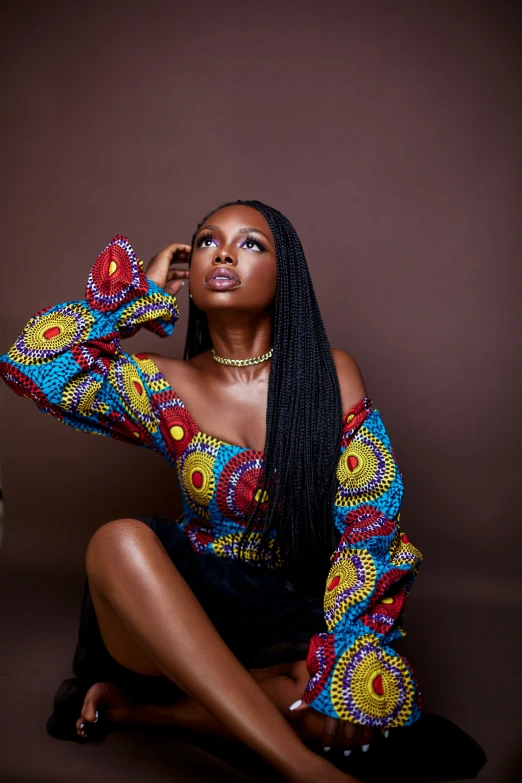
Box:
[86,518,156,576]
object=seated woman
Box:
[0,199,486,783]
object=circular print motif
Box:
[61,374,103,415]
[336,428,395,507]
[216,450,267,525]
[185,517,215,553]
[330,634,417,726]
[8,304,94,366]
[303,632,336,703]
[178,434,220,518]
[324,550,376,630]
[86,235,148,312]
[107,356,157,433]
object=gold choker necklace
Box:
[210,347,274,367]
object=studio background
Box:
[0,1,520,781]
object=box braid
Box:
[183,199,343,596]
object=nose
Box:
[213,243,237,266]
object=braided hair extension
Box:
[183,200,343,596]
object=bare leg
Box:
[81,519,360,783]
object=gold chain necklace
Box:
[210,347,274,366]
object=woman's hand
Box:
[144,242,191,296]
[289,699,389,755]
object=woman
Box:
[0,200,485,783]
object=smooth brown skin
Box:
[76,206,380,782]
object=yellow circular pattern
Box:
[9,305,94,366]
[330,634,415,726]
[335,428,396,507]
[324,550,376,630]
[170,425,185,441]
[183,450,216,509]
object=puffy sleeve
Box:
[303,397,423,727]
[0,235,179,452]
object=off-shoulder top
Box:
[0,235,423,728]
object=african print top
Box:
[0,235,423,728]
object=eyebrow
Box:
[197,224,272,243]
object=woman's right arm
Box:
[0,234,187,453]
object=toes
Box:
[83,684,101,724]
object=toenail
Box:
[93,710,99,723]
[80,723,85,729]
[81,731,87,738]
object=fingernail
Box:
[94,710,99,723]
[80,723,85,729]
[181,281,185,286]
[362,743,370,752]
[344,749,352,756]
[289,699,302,710]
[82,731,87,738]
[323,746,331,752]
[384,729,390,738]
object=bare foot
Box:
[75,681,134,739]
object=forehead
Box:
[203,205,272,240]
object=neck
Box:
[207,310,273,364]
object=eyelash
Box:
[195,232,266,251]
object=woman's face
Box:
[189,205,277,314]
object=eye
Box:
[239,234,265,252]
[196,233,217,249]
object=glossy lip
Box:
[205,267,241,284]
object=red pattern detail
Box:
[347,455,358,471]
[152,389,199,460]
[192,471,203,489]
[340,397,372,447]
[334,506,396,559]
[328,575,341,591]
[185,517,215,553]
[44,326,61,339]
[401,532,410,544]
[216,450,268,525]
[372,674,384,695]
[303,633,336,704]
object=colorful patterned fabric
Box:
[0,235,423,727]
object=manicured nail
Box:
[81,731,87,738]
[384,729,390,738]
[289,699,302,710]
[323,746,331,752]
[362,743,370,752]
[93,710,99,723]
[343,749,352,756]
[80,723,85,729]
[181,281,185,286]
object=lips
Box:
[205,268,241,283]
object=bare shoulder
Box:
[331,348,368,413]
[136,351,189,382]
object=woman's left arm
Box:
[302,399,423,728]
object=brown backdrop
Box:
[0,1,520,781]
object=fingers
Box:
[145,242,191,289]
[342,719,357,756]
[165,280,186,297]
[360,724,373,752]
[321,716,338,751]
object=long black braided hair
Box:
[183,199,343,597]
